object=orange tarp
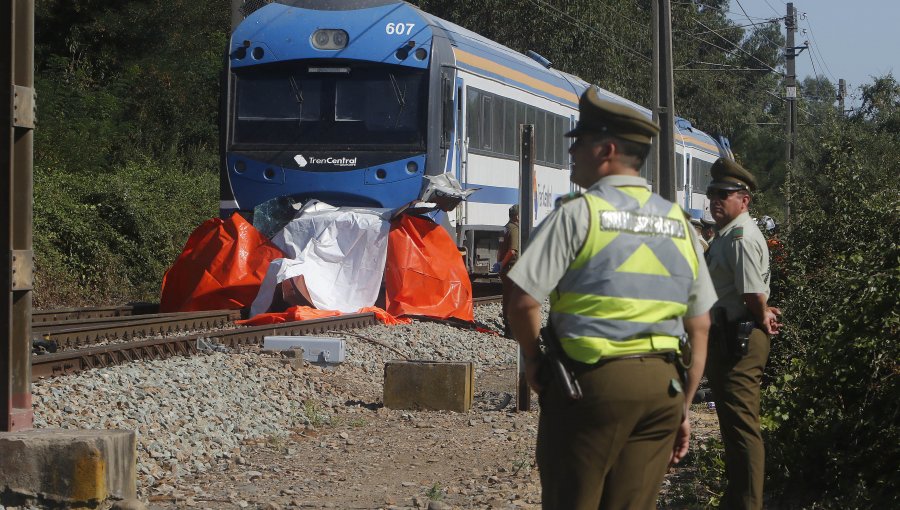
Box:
[235,305,411,326]
[384,214,474,321]
[160,214,284,312]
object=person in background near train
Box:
[498,204,520,338]
[701,209,717,245]
[691,216,710,252]
[505,86,716,509]
[704,158,782,510]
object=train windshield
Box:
[233,63,427,149]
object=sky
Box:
[725,0,899,109]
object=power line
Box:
[689,21,777,37]
[802,14,838,83]
[690,17,783,75]
[732,0,784,51]
[523,0,652,64]
[671,1,770,20]
[763,0,784,17]
[676,60,773,72]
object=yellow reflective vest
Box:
[549,185,699,364]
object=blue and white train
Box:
[221,0,732,272]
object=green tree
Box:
[761,74,900,508]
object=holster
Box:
[711,307,754,360]
[538,324,583,401]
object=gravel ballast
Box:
[32,302,542,497]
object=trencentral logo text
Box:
[306,156,358,167]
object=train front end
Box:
[221,1,441,218]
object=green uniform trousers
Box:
[706,327,770,510]
[536,357,683,510]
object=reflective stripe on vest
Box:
[549,185,699,364]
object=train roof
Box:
[261,0,728,156]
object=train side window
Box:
[504,98,516,157]
[441,72,454,149]
[535,109,546,163]
[547,112,557,165]
[696,159,712,189]
[482,95,493,150]
[692,158,703,191]
[676,153,685,191]
[554,115,564,166]
[493,95,504,154]
[467,88,480,149]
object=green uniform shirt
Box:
[507,175,717,317]
[706,211,771,321]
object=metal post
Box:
[652,0,676,202]
[516,124,535,412]
[2,0,35,432]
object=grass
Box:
[303,400,329,428]
[426,482,444,501]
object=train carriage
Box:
[222,0,731,272]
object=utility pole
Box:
[783,3,797,227]
[651,0,676,202]
[838,78,847,115]
[2,0,36,432]
[785,3,797,165]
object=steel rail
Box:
[31,296,503,380]
[33,310,242,350]
[31,312,378,380]
[32,303,159,323]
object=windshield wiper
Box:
[389,73,407,127]
[288,75,304,116]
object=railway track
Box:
[31,294,503,381]
[32,310,242,350]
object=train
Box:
[221,0,732,273]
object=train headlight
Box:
[311,29,349,50]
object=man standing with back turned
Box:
[704,158,781,509]
[498,204,520,338]
[506,86,717,509]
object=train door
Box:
[685,152,692,211]
[455,79,473,267]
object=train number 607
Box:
[385,22,415,35]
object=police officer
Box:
[498,204,520,337]
[505,86,717,509]
[704,158,782,510]
[690,216,710,252]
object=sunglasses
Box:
[706,189,738,200]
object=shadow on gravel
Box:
[344,399,381,410]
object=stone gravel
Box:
[31,302,543,498]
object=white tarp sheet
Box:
[250,202,391,315]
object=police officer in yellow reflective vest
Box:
[506,86,717,509]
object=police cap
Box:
[564,86,660,145]
[701,209,715,226]
[708,157,757,192]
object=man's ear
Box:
[597,140,616,160]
